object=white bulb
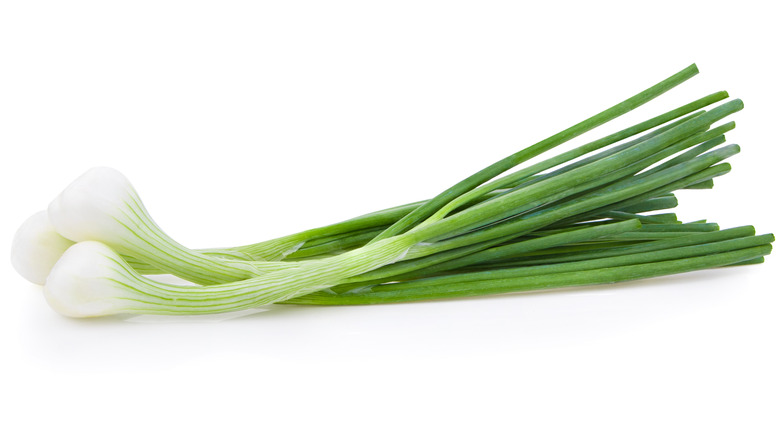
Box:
[47,167,151,246]
[45,166,258,285]
[44,241,148,317]
[11,211,74,285]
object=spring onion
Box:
[10,63,773,318]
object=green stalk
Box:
[425,100,718,222]
[330,196,689,286]
[94,234,421,315]
[642,135,732,176]
[405,133,740,260]
[601,212,679,224]
[729,257,764,266]
[284,245,772,305]
[433,123,732,241]
[285,226,386,260]
[358,234,775,291]
[342,219,642,285]
[620,196,678,213]
[370,64,706,242]
[349,223,744,285]
[234,201,424,260]
[534,222,718,236]
[684,179,715,190]
[475,226,757,267]
[410,100,741,251]
[424,113,711,232]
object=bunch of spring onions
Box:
[11,64,773,317]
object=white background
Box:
[1,1,778,437]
